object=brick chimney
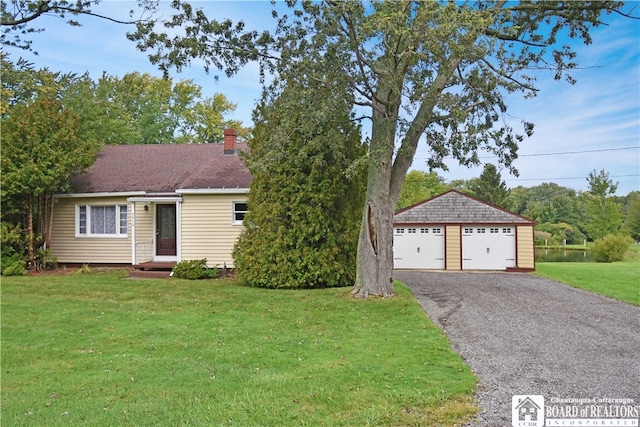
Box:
[223,128,238,155]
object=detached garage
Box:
[393,190,536,271]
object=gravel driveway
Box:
[394,271,640,426]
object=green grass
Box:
[1,270,477,426]
[535,260,640,306]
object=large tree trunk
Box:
[352,111,399,298]
[351,44,459,298]
[352,188,396,298]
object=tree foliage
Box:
[396,171,448,210]
[1,222,27,275]
[128,0,635,297]
[0,52,76,113]
[582,169,623,240]
[69,72,246,144]
[233,65,366,289]
[536,222,585,245]
[1,0,160,51]
[1,55,247,144]
[510,183,579,217]
[467,164,510,209]
[1,95,99,264]
[508,172,630,244]
[622,192,640,241]
[510,182,589,229]
[587,168,618,198]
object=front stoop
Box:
[130,261,176,278]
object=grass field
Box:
[1,270,477,426]
[535,260,639,306]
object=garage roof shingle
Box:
[394,189,535,225]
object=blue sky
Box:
[6,1,639,196]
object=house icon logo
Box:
[512,395,544,427]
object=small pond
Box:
[535,248,594,262]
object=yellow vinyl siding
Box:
[134,203,154,242]
[180,194,246,268]
[445,225,461,270]
[132,202,155,263]
[516,225,535,269]
[50,196,132,264]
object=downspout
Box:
[131,201,137,265]
[176,200,182,263]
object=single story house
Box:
[50,129,250,270]
[393,189,536,271]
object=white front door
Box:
[462,227,516,270]
[393,226,445,269]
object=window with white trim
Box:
[76,205,128,237]
[232,202,248,225]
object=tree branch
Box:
[480,58,538,93]
[1,1,152,26]
[333,3,380,106]
[1,0,50,26]
[390,55,463,200]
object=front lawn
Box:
[535,261,639,306]
[1,271,476,426]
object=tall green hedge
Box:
[233,74,366,289]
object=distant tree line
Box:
[398,166,640,245]
[1,54,247,144]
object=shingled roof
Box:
[69,143,251,194]
[394,189,535,225]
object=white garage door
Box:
[393,227,444,269]
[462,227,516,270]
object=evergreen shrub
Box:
[2,253,27,276]
[172,259,218,279]
[233,70,366,289]
[591,234,633,263]
[1,223,27,276]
